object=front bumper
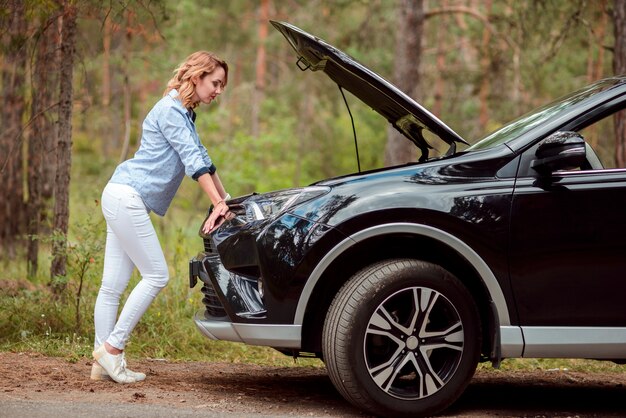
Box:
[193,310,302,348]
[190,252,265,319]
[189,253,303,349]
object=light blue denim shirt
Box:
[109,90,214,216]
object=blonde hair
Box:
[164,51,228,109]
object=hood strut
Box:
[338,85,361,173]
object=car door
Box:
[508,100,626,327]
[509,168,626,327]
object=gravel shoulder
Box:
[1,352,625,417]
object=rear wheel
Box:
[322,259,481,417]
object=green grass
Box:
[480,358,626,374]
[0,142,324,368]
[1,139,624,374]
[3,255,625,373]
[2,250,625,372]
[0,250,322,367]
[0,218,322,368]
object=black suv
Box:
[189,21,626,417]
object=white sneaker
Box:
[92,345,141,384]
[90,360,146,382]
[90,362,113,381]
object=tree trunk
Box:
[50,2,77,291]
[384,0,424,166]
[614,0,626,168]
[587,0,608,83]
[594,4,608,81]
[478,0,493,130]
[119,10,133,164]
[0,0,27,258]
[27,11,61,277]
[453,0,474,65]
[102,12,112,158]
[432,0,448,117]
[251,0,270,138]
[41,17,61,200]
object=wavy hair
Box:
[164,51,228,109]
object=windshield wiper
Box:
[444,142,456,157]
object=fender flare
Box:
[294,222,511,328]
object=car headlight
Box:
[244,186,330,222]
[200,187,330,238]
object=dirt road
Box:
[1,352,625,417]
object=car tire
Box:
[322,259,481,417]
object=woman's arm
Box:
[198,172,229,233]
[208,171,227,200]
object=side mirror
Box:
[531,131,587,175]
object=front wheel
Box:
[322,259,481,417]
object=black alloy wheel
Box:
[322,259,481,417]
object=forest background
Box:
[1,0,626,367]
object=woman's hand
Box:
[202,201,229,234]
[197,172,230,234]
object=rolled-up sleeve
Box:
[192,163,216,180]
[159,105,212,179]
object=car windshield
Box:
[467,79,623,151]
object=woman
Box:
[92,51,230,383]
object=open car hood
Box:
[271,21,468,158]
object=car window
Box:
[515,101,626,177]
[561,100,626,171]
[468,79,624,151]
[577,111,623,169]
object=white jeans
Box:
[94,183,169,350]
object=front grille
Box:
[201,282,227,318]
[203,237,215,253]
